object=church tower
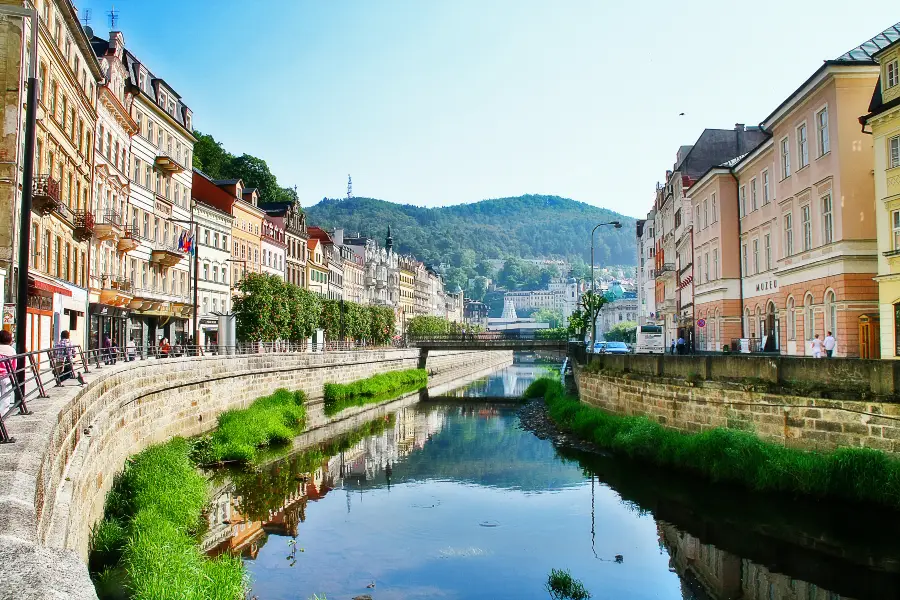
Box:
[386,226,393,252]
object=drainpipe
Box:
[728,168,745,340]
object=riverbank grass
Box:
[323,368,427,415]
[193,388,307,463]
[89,438,245,600]
[525,377,900,509]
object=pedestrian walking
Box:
[670,340,676,355]
[54,330,84,384]
[676,335,686,355]
[0,330,16,415]
[102,333,114,365]
[126,337,137,362]
[824,331,836,358]
[811,334,823,358]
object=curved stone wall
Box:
[0,348,512,600]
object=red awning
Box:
[29,275,72,297]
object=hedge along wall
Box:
[574,364,900,455]
[0,348,512,600]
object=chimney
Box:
[734,123,745,131]
[333,228,344,246]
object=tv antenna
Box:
[347,174,353,200]
[107,5,119,29]
[80,8,92,27]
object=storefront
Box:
[88,304,130,352]
[130,302,193,351]
[23,274,87,353]
[199,316,218,348]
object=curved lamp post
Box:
[589,221,622,346]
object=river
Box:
[204,359,900,600]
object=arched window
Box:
[804,294,815,341]
[787,297,796,340]
[743,307,750,338]
[824,290,836,335]
[755,305,763,339]
[713,308,721,350]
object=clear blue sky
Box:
[79,1,897,217]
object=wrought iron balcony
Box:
[94,210,123,241]
[149,240,186,267]
[117,225,141,252]
[154,147,183,174]
[32,175,62,216]
[73,211,95,241]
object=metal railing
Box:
[406,331,569,343]
[0,339,407,444]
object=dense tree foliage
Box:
[605,321,637,344]
[405,315,482,336]
[305,194,635,271]
[232,273,394,343]
[531,308,564,328]
[192,131,298,205]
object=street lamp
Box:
[168,217,200,343]
[589,221,622,346]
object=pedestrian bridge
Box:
[406,333,568,353]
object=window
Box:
[822,194,833,244]
[797,124,809,168]
[212,266,218,282]
[762,170,770,204]
[713,248,718,280]
[741,243,748,275]
[890,136,900,169]
[752,239,759,274]
[704,252,709,282]
[203,264,209,280]
[764,234,771,271]
[781,137,791,178]
[893,210,900,250]
[739,186,746,217]
[60,95,67,126]
[784,212,794,256]
[888,59,899,89]
[49,79,57,117]
[825,290,836,334]
[804,294,814,341]
[711,193,717,223]
[39,63,46,101]
[750,178,758,211]
[138,70,146,90]
[702,199,708,229]
[817,108,830,156]
[801,205,812,251]
[133,157,140,182]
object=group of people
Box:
[810,331,837,359]
[669,336,689,355]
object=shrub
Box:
[194,389,307,464]
[323,369,427,416]
[528,377,900,509]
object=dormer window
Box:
[138,70,146,91]
[888,59,899,89]
[168,99,175,115]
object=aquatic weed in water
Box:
[546,568,591,600]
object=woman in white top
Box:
[810,334,823,358]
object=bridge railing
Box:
[0,339,406,444]
[406,331,569,344]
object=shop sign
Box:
[755,279,778,292]
[2,304,14,325]
[155,198,173,217]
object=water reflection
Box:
[204,367,900,600]
[436,363,552,398]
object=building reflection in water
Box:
[658,522,849,600]
[203,402,885,599]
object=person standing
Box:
[824,331,836,358]
[101,333,113,365]
[811,333,823,359]
[0,330,16,415]
[54,330,79,382]
[670,339,676,355]
[676,335,686,355]
[126,337,137,362]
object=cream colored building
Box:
[861,27,900,358]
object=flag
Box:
[177,231,186,251]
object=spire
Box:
[386,226,393,251]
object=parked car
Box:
[592,342,607,354]
[601,341,630,355]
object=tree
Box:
[192,131,232,179]
[469,276,489,302]
[567,309,589,340]
[229,154,280,204]
[605,321,637,344]
[580,290,608,345]
[531,308,563,328]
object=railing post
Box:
[29,353,47,399]
[78,345,90,373]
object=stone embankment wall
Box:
[0,348,511,600]
[575,364,900,455]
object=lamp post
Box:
[589,221,622,346]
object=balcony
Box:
[657,263,676,279]
[95,210,124,241]
[130,284,191,313]
[365,275,376,286]
[99,276,134,307]
[73,211,95,242]
[150,240,186,267]
[32,175,62,216]
[154,148,184,174]
[117,225,141,253]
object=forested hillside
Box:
[305,194,635,267]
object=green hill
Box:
[304,194,635,268]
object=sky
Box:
[78,0,898,217]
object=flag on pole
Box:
[177,231,186,251]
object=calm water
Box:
[205,363,900,600]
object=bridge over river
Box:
[407,332,568,352]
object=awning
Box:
[28,274,72,297]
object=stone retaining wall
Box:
[0,348,511,600]
[575,366,900,455]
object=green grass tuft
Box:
[193,389,308,464]
[546,568,591,600]
[323,369,427,416]
[89,438,246,600]
[527,377,900,509]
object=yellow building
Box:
[305,238,328,297]
[862,31,900,358]
[0,0,102,351]
[228,182,264,283]
[398,255,416,332]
